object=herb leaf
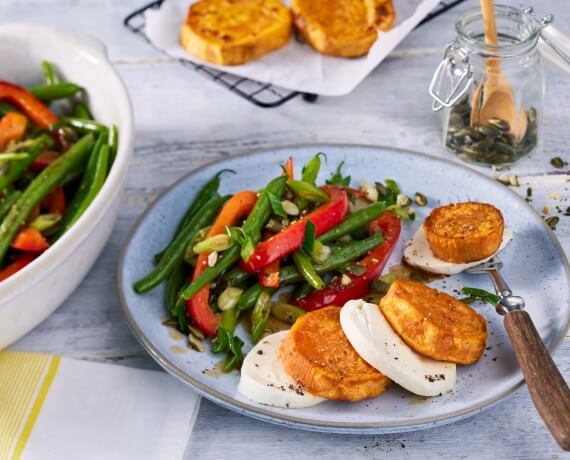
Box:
[267,192,287,218]
[461,287,500,306]
[240,234,255,262]
[326,161,351,186]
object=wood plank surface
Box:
[2,0,570,458]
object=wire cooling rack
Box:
[124,0,466,108]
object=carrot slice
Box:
[283,156,294,179]
[187,190,258,336]
[11,228,49,252]
[0,112,28,151]
[0,253,37,282]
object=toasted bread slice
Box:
[291,0,378,58]
[280,306,390,401]
[180,0,292,66]
[374,0,396,32]
[380,280,488,365]
[423,202,504,263]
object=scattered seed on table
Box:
[545,216,560,230]
[550,157,567,169]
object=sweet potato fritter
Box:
[423,202,504,263]
[280,306,391,401]
[380,280,488,365]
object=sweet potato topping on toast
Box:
[374,0,396,32]
[423,202,504,263]
[180,0,292,65]
[380,280,488,365]
[280,306,391,401]
[291,0,378,58]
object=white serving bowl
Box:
[0,24,134,348]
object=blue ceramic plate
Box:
[118,145,570,434]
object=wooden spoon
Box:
[470,0,527,141]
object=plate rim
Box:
[117,142,570,433]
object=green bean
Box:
[292,282,313,300]
[177,176,287,303]
[287,179,329,203]
[166,262,189,314]
[292,251,325,289]
[280,233,383,284]
[0,190,21,222]
[0,134,94,264]
[30,82,82,102]
[0,134,51,191]
[41,61,58,86]
[252,288,272,342]
[108,125,119,168]
[238,283,263,311]
[0,101,19,115]
[271,303,305,324]
[242,176,287,238]
[319,202,386,244]
[61,117,106,133]
[224,266,252,286]
[134,194,229,294]
[59,131,107,232]
[155,169,234,263]
[73,102,93,120]
[66,144,110,228]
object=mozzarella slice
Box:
[237,330,325,408]
[403,226,513,275]
[340,300,456,397]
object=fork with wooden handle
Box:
[467,258,570,450]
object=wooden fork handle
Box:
[504,309,570,450]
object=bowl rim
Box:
[117,142,570,433]
[0,23,135,304]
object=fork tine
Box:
[465,256,504,273]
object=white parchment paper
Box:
[145,0,441,96]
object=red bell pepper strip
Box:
[259,260,280,288]
[30,151,60,171]
[11,228,49,252]
[0,253,37,282]
[0,112,28,151]
[240,186,349,273]
[0,81,58,130]
[187,190,258,336]
[43,186,67,214]
[293,212,401,311]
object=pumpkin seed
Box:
[188,334,205,352]
[476,125,501,139]
[528,107,537,124]
[495,142,515,157]
[550,157,567,169]
[414,192,428,206]
[487,118,510,131]
[188,324,205,340]
[162,318,179,328]
[396,194,411,206]
[545,216,559,230]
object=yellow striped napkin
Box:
[0,351,200,460]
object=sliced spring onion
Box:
[218,287,243,311]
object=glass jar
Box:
[430,5,545,166]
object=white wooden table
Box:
[3,0,570,458]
